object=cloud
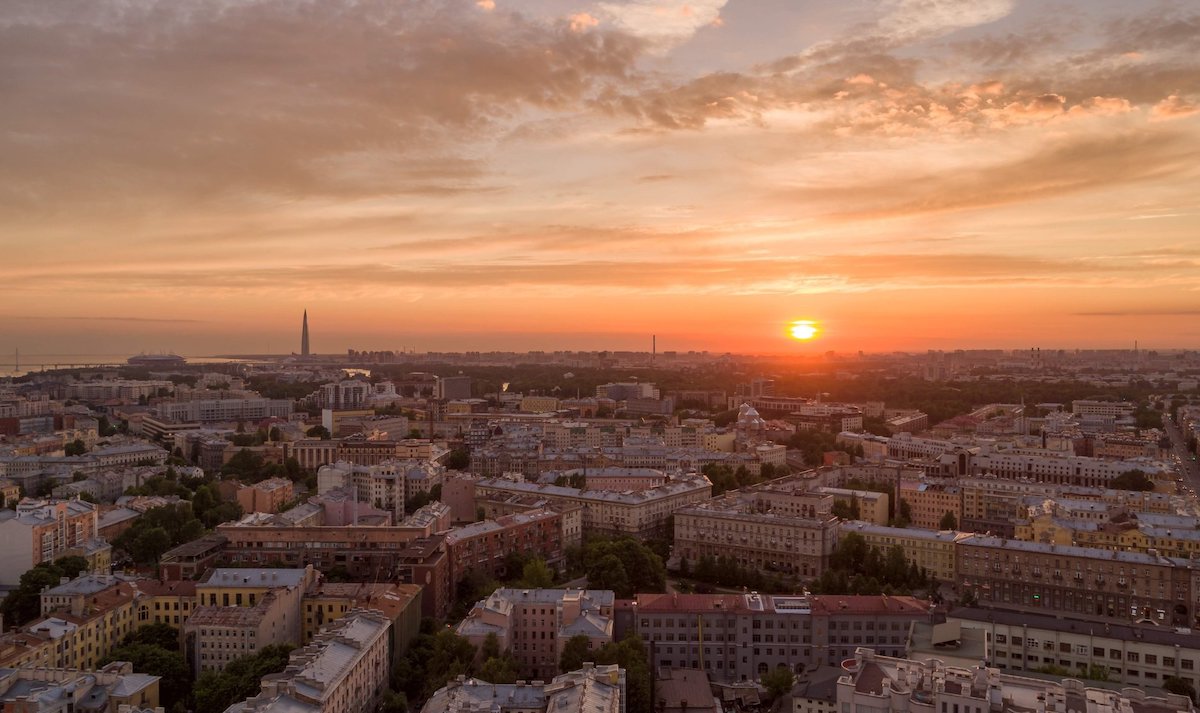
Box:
[802,130,1200,220]
[1152,95,1200,121]
[0,0,644,215]
[568,12,600,33]
[1,315,206,324]
[476,0,495,9]
[596,0,726,46]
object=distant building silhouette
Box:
[302,310,310,357]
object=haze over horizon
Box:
[3,0,1199,356]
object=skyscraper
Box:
[301,310,310,357]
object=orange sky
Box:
[2,0,1199,356]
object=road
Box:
[1163,413,1200,496]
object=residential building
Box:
[816,487,889,525]
[421,664,625,713]
[222,610,392,713]
[474,475,711,539]
[0,662,160,713]
[898,481,961,530]
[838,522,969,582]
[186,567,316,673]
[236,477,295,515]
[445,509,564,584]
[302,582,422,667]
[0,498,106,585]
[951,605,1200,691]
[618,593,929,683]
[673,490,840,579]
[956,535,1197,626]
[456,588,616,680]
[836,648,1191,713]
[158,534,227,580]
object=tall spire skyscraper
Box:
[301,310,310,357]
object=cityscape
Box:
[3,2,1200,713]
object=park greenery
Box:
[570,536,667,599]
[701,462,781,496]
[807,533,933,596]
[681,554,792,593]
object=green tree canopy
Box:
[193,644,293,713]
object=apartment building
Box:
[838,522,968,582]
[618,593,929,683]
[224,610,392,713]
[952,605,1200,692]
[185,567,315,673]
[836,648,1190,713]
[956,535,1197,626]
[317,458,445,514]
[0,662,161,712]
[445,509,564,584]
[156,398,293,423]
[898,481,961,530]
[816,487,889,525]
[421,664,625,713]
[289,437,447,471]
[21,579,140,671]
[236,477,295,515]
[0,498,105,585]
[673,491,840,578]
[969,445,1170,489]
[456,589,615,680]
[302,582,422,667]
[474,475,711,539]
[470,492,584,548]
[217,517,429,575]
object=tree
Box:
[193,644,293,713]
[1111,470,1155,491]
[519,558,556,589]
[102,642,189,710]
[1164,676,1197,701]
[121,622,181,651]
[560,634,592,673]
[306,425,331,440]
[446,447,471,471]
[939,511,958,530]
[588,555,630,598]
[762,665,795,700]
[0,555,89,627]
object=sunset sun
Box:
[789,320,819,341]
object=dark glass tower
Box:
[301,310,310,357]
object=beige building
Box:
[816,487,889,525]
[456,588,615,681]
[956,535,1198,626]
[673,490,840,579]
[838,521,968,582]
[474,475,711,539]
[236,477,296,514]
[224,610,392,713]
[836,648,1191,713]
[421,664,624,713]
[899,481,961,530]
[186,567,315,673]
[0,662,161,713]
[520,396,561,413]
[952,605,1200,692]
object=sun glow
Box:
[789,320,819,341]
